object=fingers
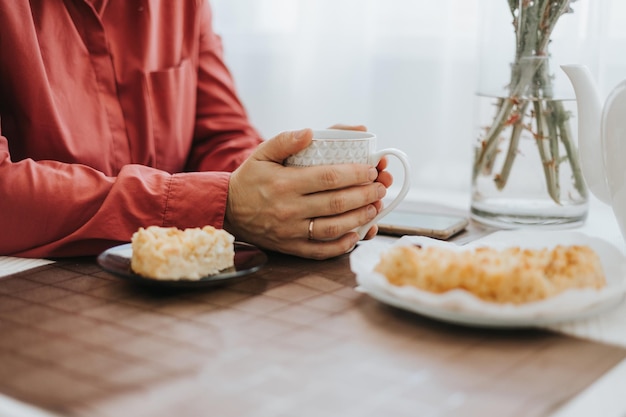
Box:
[304,233,361,260]
[254,128,313,163]
[377,156,388,171]
[303,182,386,221]
[308,204,378,241]
[362,224,378,240]
[224,125,391,260]
[288,164,380,195]
[328,124,367,132]
[376,170,393,188]
[278,232,361,260]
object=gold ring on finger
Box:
[308,218,315,240]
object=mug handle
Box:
[356,148,412,239]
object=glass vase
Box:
[471,0,589,228]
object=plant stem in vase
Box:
[471,0,588,228]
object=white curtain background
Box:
[210,0,626,195]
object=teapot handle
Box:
[601,80,626,204]
[561,64,612,204]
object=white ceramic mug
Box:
[284,129,412,239]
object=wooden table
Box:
[0,242,624,417]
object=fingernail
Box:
[346,235,359,253]
[294,128,310,141]
[367,205,377,219]
[377,184,386,198]
[368,167,378,181]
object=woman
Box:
[0,0,391,259]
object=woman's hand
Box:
[224,128,392,260]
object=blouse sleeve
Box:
[184,0,263,173]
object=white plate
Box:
[351,230,626,328]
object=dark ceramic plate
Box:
[97,242,267,288]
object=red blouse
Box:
[0,0,263,257]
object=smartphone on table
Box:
[377,210,469,240]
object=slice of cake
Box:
[130,225,235,280]
[374,244,606,304]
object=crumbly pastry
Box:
[131,225,235,280]
[374,244,606,304]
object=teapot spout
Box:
[561,64,612,204]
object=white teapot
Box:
[562,64,626,240]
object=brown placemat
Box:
[0,252,624,417]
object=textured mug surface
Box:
[284,129,412,240]
[284,130,376,167]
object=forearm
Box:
[0,146,230,257]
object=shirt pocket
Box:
[144,59,197,173]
